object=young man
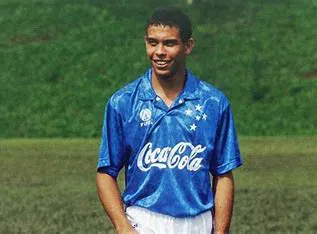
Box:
[96,7,243,234]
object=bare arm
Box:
[212,171,235,234]
[96,172,136,234]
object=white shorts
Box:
[126,206,213,234]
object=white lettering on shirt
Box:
[137,142,206,172]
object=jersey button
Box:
[156,97,161,101]
[179,99,184,104]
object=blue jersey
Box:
[97,68,243,217]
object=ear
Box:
[184,38,195,55]
[144,35,148,45]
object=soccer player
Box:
[96,7,243,234]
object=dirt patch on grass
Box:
[301,70,317,80]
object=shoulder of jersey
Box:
[197,79,228,104]
[108,76,144,107]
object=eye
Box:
[164,40,178,47]
[149,42,157,46]
[165,42,174,47]
[147,39,158,46]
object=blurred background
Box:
[1,0,317,233]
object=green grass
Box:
[1,137,317,233]
[1,0,317,137]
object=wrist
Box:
[115,221,133,232]
[214,230,229,234]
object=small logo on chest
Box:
[140,108,153,127]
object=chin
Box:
[152,66,175,79]
[153,69,174,79]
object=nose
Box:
[155,43,166,57]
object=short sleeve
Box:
[209,100,243,176]
[97,98,127,178]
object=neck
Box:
[151,68,186,106]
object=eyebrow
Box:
[145,37,179,44]
[145,37,157,42]
[164,39,178,44]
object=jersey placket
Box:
[153,95,186,112]
[142,95,187,145]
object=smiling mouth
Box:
[153,60,171,68]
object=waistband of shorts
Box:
[126,206,212,220]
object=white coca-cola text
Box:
[137,142,206,172]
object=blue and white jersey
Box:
[97,68,243,217]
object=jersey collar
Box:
[139,68,200,101]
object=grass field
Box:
[1,0,317,137]
[1,137,317,233]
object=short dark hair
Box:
[146,7,192,42]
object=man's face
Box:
[145,25,194,79]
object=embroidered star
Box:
[195,104,202,112]
[184,108,193,116]
[202,113,208,120]
[195,115,201,121]
[190,123,197,131]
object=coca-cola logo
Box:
[137,142,206,172]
